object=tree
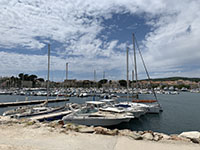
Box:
[37,78,45,82]
[29,74,38,81]
[18,73,24,80]
[24,74,29,81]
[99,79,108,84]
[118,80,127,87]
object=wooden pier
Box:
[0,98,69,107]
[30,110,71,121]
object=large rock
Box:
[170,135,191,142]
[129,132,143,140]
[63,123,79,131]
[94,127,118,136]
[179,131,200,139]
[154,132,170,140]
[94,126,108,134]
[179,131,200,144]
[78,127,95,133]
[142,133,154,141]
[119,130,142,140]
[153,134,160,141]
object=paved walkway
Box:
[0,125,199,150]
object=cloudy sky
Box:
[0,0,200,81]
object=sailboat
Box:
[3,44,67,119]
[131,33,163,113]
[114,46,148,118]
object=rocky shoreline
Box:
[0,116,200,150]
[0,116,199,145]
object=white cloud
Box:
[141,0,200,78]
[0,0,200,80]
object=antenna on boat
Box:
[126,47,129,101]
[47,44,50,102]
[132,33,139,99]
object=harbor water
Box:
[0,92,200,134]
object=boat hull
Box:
[62,116,130,126]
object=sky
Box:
[0,0,200,81]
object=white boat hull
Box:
[62,116,130,126]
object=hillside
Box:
[142,77,200,82]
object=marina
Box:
[0,0,200,149]
[0,91,200,134]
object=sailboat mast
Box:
[126,47,129,100]
[47,44,50,101]
[133,33,138,98]
[66,63,68,80]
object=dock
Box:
[30,110,71,121]
[0,98,69,107]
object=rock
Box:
[179,131,200,139]
[106,129,119,136]
[59,129,68,134]
[78,127,95,133]
[94,126,108,134]
[63,123,79,132]
[119,129,132,135]
[32,124,41,129]
[190,138,200,144]
[119,130,143,140]
[154,132,170,140]
[129,132,143,140]
[179,131,200,144]
[25,120,36,126]
[144,130,154,134]
[48,121,63,129]
[137,131,144,135]
[170,135,191,142]
[94,127,118,136]
[57,120,64,126]
[153,134,160,141]
[142,132,154,141]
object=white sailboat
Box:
[131,33,162,113]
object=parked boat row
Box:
[2,97,162,127]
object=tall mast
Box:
[47,44,50,101]
[133,33,138,99]
[132,70,134,82]
[93,70,96,101]
[126,47,129,100]
[66,63,68,80]
[94,70,96,82]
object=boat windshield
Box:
[78,107,98,114]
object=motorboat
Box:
[62,106,133,126]
[3,104,66,118]
[115,102,148,118]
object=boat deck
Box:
[30,110,71,121]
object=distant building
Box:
[22,81,33,88]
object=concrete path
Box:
[0,125,199,150]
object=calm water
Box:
[0,92,200,134]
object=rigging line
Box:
[134,35,159,102]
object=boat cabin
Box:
[85,101,106,108]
